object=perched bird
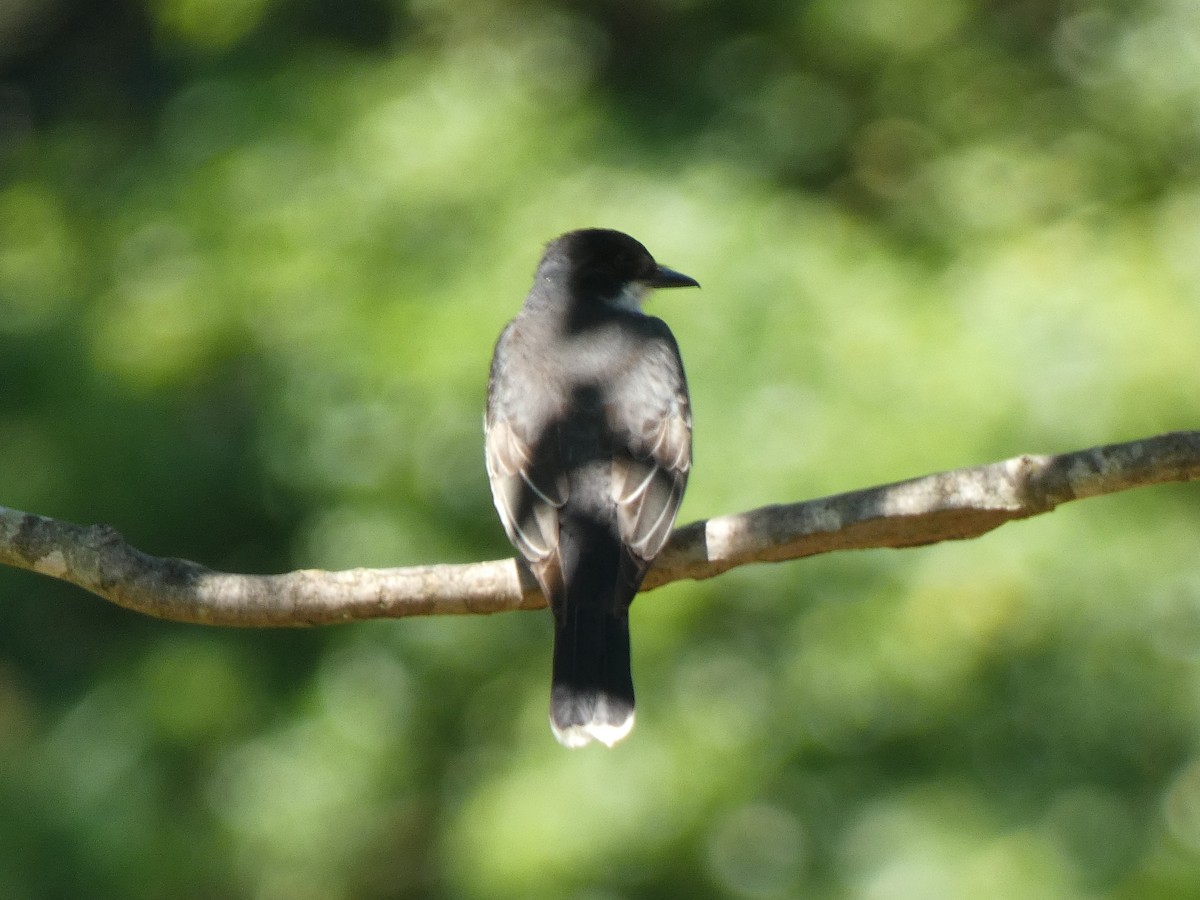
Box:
[485,228,698,748]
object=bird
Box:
[485,228,698,748]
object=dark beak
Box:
[649,265,700,290]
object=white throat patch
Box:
[609,282,650,313]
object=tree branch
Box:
[2,430,1198,627]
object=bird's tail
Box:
[550,603,635,748]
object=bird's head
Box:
[539,228,699,312]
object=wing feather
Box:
[484,416,566,563]
[609,327,692,565]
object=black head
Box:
[538,229,699,305]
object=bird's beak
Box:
[649,265,700,290]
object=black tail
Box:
[547,519,641,748]
[550,605,635,747]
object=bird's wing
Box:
[484,325,568,583]
[610,323,692,564]
[484,414,566,563]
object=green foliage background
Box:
[2,0,1200,896]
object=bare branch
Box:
[2,430,1198,627]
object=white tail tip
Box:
[550,707,635,749]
